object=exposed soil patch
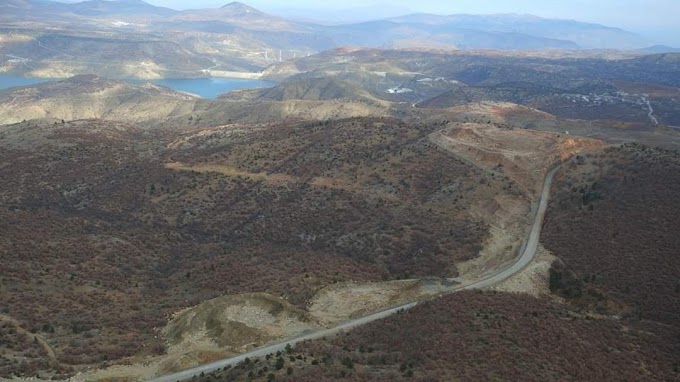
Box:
[431,121,604,197]
[489,244,556,296]
[308,281,430,326]
[164,293,320,355]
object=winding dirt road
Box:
[644,96,660,125]
[147,165,561,382]
[458,165,558,290]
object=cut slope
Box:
[164,293,320,356]
[431,119,604,197]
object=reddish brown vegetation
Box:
[0,117,507,376]
[196,291,680,381]
[543,144,680,326]
[0,321,52,378]
[195,143,680,382]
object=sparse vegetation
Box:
[0,321,54,378]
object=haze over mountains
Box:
[1,0,673,79]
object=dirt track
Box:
[0,313,59,368]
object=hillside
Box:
[191,143,680,382]
[543,144,680,326]
[0,75,199,125]
[0,75,394,126]
[268,49,680,126]
[2,45,680,382]
[248,77,379,103]
[0,116,524,378]
[388,13,647,50]
[322,20,580,50]
[175,2,300,32]
[193,291,679,381]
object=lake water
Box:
[0,75,50,89]
[128,77,275,98]
[0,75,274,99]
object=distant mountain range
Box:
[638,45,680,54]
[0,0,674,79]
[1,0,655,49]
[386,13,647,50]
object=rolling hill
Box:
[0,75,199,124]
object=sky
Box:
[58,0,680,45]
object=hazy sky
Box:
[59,0,680,45]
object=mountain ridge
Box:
[2,0,649,49]
[0,0,660,80]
